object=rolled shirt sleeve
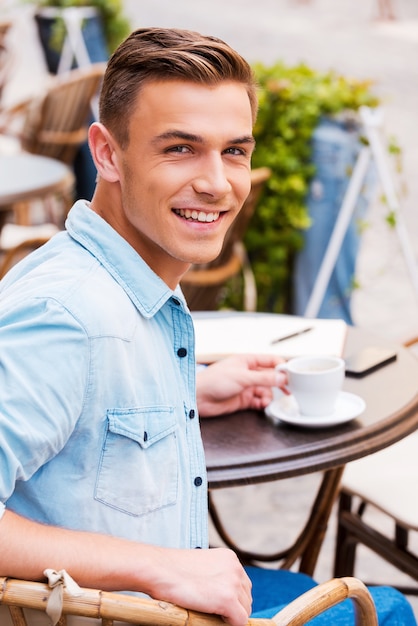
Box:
[0,296,89,504]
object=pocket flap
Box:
[107,407,177,448]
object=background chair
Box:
[0,64,104,263]
[180,167,271,312]
[0,575,377,626]
[333,429,418,594]
[0,63,106,166]
[0,20,13,102]
[0,225,58,279]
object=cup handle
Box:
[275,363,289,372]
[274,363,291,395]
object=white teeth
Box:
[175,208,220,223]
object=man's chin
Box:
[188,253,222,266]
[182,245,225,266]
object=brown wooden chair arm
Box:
[0,237,53,279]
[37,128,89,146]
[0,98,33,116]
[1,578,222,625]
[271,577,377,626]
[0,575,377,626]
[181,248,243,286]
[0,99,32,136]
[246,166,271,187]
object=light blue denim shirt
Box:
[0,200,208,550]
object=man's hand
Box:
[149,546,252,626]
[196,354,288,417]
[0,512,251,626]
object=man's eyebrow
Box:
[233,135,256,147]
[153,131,204,145]
[152,131,256,146]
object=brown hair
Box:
[99,27,258,147]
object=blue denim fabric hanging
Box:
[292,115,377,324]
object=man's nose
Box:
[192,155,232,198]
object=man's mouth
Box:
[173,208,221,223]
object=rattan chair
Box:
[0,575,378,626]
[0,63,106,166]
[0,20,13,102]
[0,228,58,279]
[0,64,102,254]
[180,167,271,312]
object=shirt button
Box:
[177,347,187,358]
[172,297,181,306]
[194,476,203,487]
[189,409,195,419]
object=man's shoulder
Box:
[0,235,139,340]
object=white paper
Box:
[192,314,347,362]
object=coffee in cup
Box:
[277,355,345,416]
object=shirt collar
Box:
[65,200,188,318]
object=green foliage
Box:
[33,0,131,52]
[237,61,380,313]
[385,210,397,228]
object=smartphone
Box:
[345,346,397,378]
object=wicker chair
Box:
[0,64,103,258]
[0,63,106,166]
[0,230,57,279]
[0,575,378,626]
[0,20,13,102]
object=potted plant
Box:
[221,61,383,322]
[30,0,131,73]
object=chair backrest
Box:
[334,429,418,588]
[0,21,11,45]
[0,20,13,102]
[20,63,106,165]
[0,236,53,279]
[180,166,271,311]
[0,575,378,626]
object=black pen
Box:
[270,326,314,345]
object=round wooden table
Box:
[200,320,418,574]
[0,153,75,227]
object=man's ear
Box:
[88,122,121,183]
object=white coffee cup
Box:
[277,355,345,416]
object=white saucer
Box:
[265,391,366,429]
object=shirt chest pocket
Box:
[95,407,179,517]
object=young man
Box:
[0,28,415,626]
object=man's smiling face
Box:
[104,79,255,288]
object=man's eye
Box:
[225,147,246,156]
[167,145,190,154]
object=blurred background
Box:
[2,0,418,339]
